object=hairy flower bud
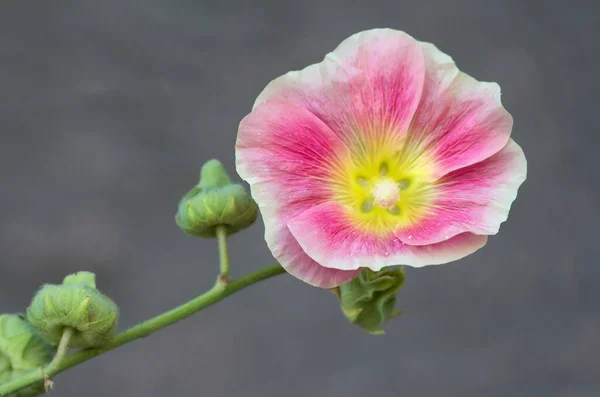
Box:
[26,271,118,348]
[175,159,258,238]
[330,267,405,334]
[0,314,54,396]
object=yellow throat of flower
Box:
[329,137,435,234]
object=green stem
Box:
[47,327,73,373]
[216,225,230,282]
[0,263,286,396]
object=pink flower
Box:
[236,29,527,288]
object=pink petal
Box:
[262,201,362,288]
[397,139,527,245]
[287,201,488,271]
[252,28,426,149]
[404,42,513,179]
[237,98,349,201]
[237,100,361,287]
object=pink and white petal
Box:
[287,201,488,271]
[398,139,527,245]
[237,100,362,287]
[252,28,426,147]
[404,42,513,179]
[259,201,361,288]
[237,98,349,200]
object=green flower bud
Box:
[62,271,96,288]
[175,159,258,238]
[26,271,119,348]
[0,314,54,396]
[330,267,405,335]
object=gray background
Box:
[1,0,598,396]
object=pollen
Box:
[371,179,400,209]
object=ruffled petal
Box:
[237,100,361,287]
[288,201,488,271]
[237,98,349,189]
[253,28,426,151]
[262,201,362,287]
[396,139,527,245]
[402,42,513,180]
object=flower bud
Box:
[330,267,405,335]
[62,270,96,288]
[0,313,54,396]
[26,271,119,348]
[175,159,258,238]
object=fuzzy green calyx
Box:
[26,271,118,349]
[331,267,405,335]
[0,314,54,396]
[175,159,258,238]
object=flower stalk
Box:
[0,264,285,396]
[216,225,230,283]
[47,327,73,372]
[42,327,74,392]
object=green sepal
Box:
[26,272,119,349]
[62,271,96,288]
[175,159,258,238]
[331,267,405,335]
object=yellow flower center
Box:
[327,132,436,234]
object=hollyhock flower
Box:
[236,28,527,288]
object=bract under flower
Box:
[236,28,527,288]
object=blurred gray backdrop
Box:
[1,0,598,396]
